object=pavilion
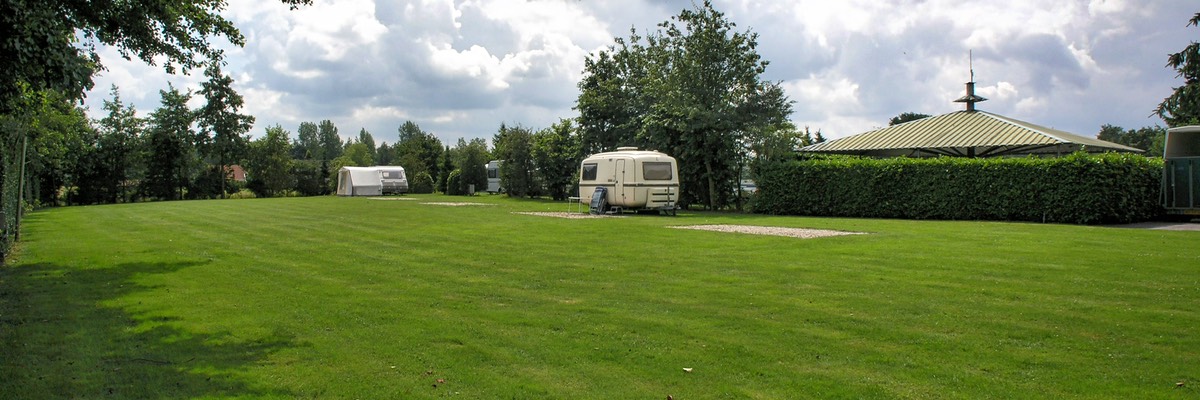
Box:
[800,81,1141,158]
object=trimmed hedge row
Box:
[752,153,1163,224]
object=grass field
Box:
[1,194,1198,399]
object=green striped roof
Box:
[802,110,1141,157]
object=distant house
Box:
[801,81,1141,158]
[226,165,248,182]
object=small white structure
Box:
[1164,125,1200,216]
[578,147,679,215]
[485,160,504,194]
[337,166,408,196]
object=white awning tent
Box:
[337,167,384,196]
[337,166,409,196]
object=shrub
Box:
[229,189,257,199]
[445,169,463,195]
[409,172,435,194]
[188,166,226,199]
[246,178,270,198]
[292,161,327,197]
[753,153,1163,224]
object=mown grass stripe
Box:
[2,194,1198,398]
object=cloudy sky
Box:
[83,0,1197,147]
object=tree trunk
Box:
[735,157,744,212]
[219,155,227,200]
[704,153,717,210]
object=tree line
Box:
[4,62,257,206]
[6,82,554,204]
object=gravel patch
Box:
[367,197,415,201]
[670,224,865,239]
[421,202,495,206]
[514,212,625,219]
[1107,221,1200,231]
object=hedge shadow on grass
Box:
[0,260,300,398]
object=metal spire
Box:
[954,50,987,111]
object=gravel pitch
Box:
[514,212,625,219]
[512,213,862,238]
[670,224,865,239]
[367,197,415,201]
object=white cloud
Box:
[1014,96,1049,115]
[242,87,292,120]
[427,43,509,89]
[1087,0,1127,15]
[784,74,862,114]
[978,81,1020,102]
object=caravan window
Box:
[488,168,498,179]
[643,162,673,180]
[581,163,598,181]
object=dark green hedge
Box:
[752,153,1163,224]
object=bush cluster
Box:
[752,153,1163,224]
[409,172,435,194]
[445,170,463,195]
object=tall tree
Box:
[358,128,376,157]
[4,89,95,207]
[0,0,310,113]
[340,142,374,167]
[494,124,539,197]
[646,0,787,209]
[95,85,145,203]
[533,119,581,200]
[746,123,803,173]
[317,120,342,161]
[453,138,489,195]
[889,112,932,126]
[290,160,326,196]
[576,35,649,155]
[438,145,455,193]
[575,1,790,209]
[196,63,254,198]
[245,124,293,197]
[376,142,393,165]
[1098,124,1166,155]
[731,82,794,210]
[394,121,443,184]
[1156,13,1200,127]
[142,84,195,200]
[294,121,320,159]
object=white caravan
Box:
[578,147,679,215]
[485,160,504,194]
[336,166,408,196]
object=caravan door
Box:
[614,158,627,205]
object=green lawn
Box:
[2,194,1198,399]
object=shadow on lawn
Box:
[0,260,299,398]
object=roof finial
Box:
[954,49,987,111]
[969,49,975,82]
